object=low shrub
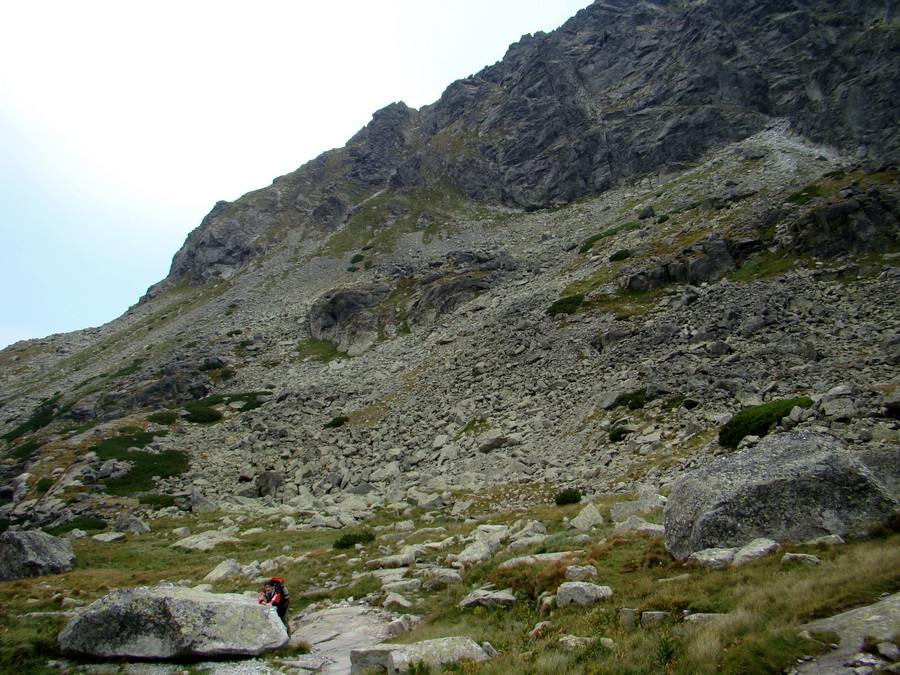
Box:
[609,426,631,442]
[104,449,189,495]
[324,415,350,429]
[547,294,585,317]
[147,411,178,425]
[46,516,106,536]
[89,430,187,495]
[609,248,631,262]
[6,438,44,462]
[139,494,178,509]
[296,338,347,363]
[554,488,582,506]
[350,254,365,264]
[613,388,656,410]
[183,407,223,424]
[110,359,145,378]
[786,184,825,205]
[1,396,63,443]
[718,397,814,448]
[579,222,641,253]
[333,531,375,550]
[35,478,53,493]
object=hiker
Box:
[258,577,291,634]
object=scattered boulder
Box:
[565,565,598,581]
[58,584,288,659]
[92,532,127,544]
[687,547,736,570]
[556,582,614,607]
[567,503,604,530]
[202,558,246,583]
[172,530,240,552]
[732,538,779,567]
[664,431,900,560]
[351,636,492,674]
[614,516,665,536]
[559,634,596,650]
[0,530,75,581]
[113,513,150,534]
[459,588,518,609]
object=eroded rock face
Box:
[664,431,900,560]
[58,585,288,659]
[0,530,75,581]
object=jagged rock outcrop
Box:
[664,431,900,560]
[58,585,288,659]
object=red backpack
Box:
[268,577,290,609]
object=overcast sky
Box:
[0,0,592,350]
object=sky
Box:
[0,0,592,350]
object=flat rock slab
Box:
[291,603,409,674]
[795,592,900,674]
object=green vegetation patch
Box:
[609,426,631,443]
[139,494,178,509]
[1,395,64,443]
[613,388,656,410]
[786,183,827,205]
[333,530,375,550]
[729,251,809,282]
[46,516,106,536]
[579,222,641,253]
[183,406,223,424]
[546,294,585,317]
[89,429,187,496]
[324,415,350,429]
[5,438,45,462]
[719,397,814,448]
[110,358,146,378]
[554,488,582,506]
[296,338,348,363]
[147,411,178,425]
[180,391,272,424]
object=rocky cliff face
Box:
[0,0,898,531]
[152,0,899,288]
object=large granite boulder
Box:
[58,584,288,659]
[0,530,75,581]
[664,431,900,560]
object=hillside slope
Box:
[0,0,897,533]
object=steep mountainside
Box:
[0,0,898,532]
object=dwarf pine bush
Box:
[718,397,814,447]
[333,531,375,550]
[554,488,582,506]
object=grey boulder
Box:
[0,530,75,581]
[58,584,288,659]
[350,636,491,674]
[664,431,900,560]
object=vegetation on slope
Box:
[0,494,896,674]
